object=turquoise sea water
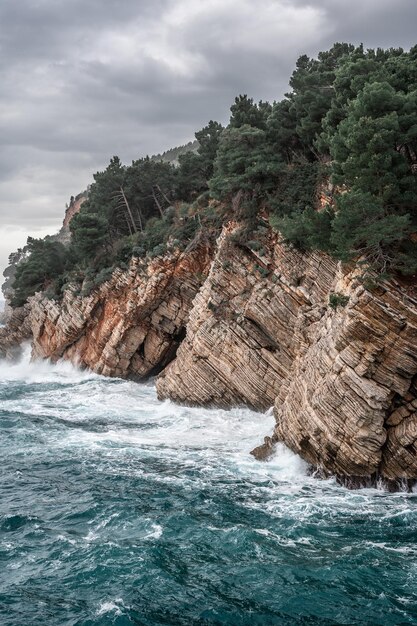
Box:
[1,349,417,625]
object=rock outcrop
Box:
[0,306,31,359]
[30,241,212,378]
[63,193,87,230]
[57,192,88,245]
[157,224,417,482]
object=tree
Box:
[70,212,108,262]
[330,191,414,274]
[288,43,355,156]
[175,151,207,201]
[125,156,176,222]
[328,80,417,273]
[333,85,416,196]
[210,125,283,220]
[229,95,271,130]
[11,237,68,306]
[266,99,302,164]
[195,120,224,179]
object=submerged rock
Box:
[250,436,276,461]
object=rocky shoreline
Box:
[2,223,417,487]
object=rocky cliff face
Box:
[2,221,417,485]
[57,192,88,245]
[63,192,87,229]
[30,241,212,379]
[0,306,31,359]
[157,225,417,483]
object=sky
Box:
[0,0,416,280]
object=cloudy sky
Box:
[0,0,416,279]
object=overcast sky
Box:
[0,0,416,280]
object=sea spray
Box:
[1,352,417,625]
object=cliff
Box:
[1,223,416,485]
[57,191,88,244]
[0,306,32,359]
[156,225,417,484]
[30,239,212,378]
[63,193,87,230]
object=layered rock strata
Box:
[2,219,417,484]
[30,242,212,378]
[157,225,417,481]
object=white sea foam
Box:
[0,346,317,494]
[0,343,99,385]
[2,347,417,624]
[96,598,125,616]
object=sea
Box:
[1,347,417,625]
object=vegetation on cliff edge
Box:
[9,42,417,306]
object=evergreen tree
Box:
[175,152,207,201]
[70,212,108,262]
[11,238,68,306]
[330,191,414,274]
[195,120,224,179]
[229,95,271,130]
[210,125,283,219]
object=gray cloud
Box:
[0,0,416,276]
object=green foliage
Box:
[267,43,417,276]
[330,191,414,274]
[329,292,350,309]
[272,207,334,253]
[269,162,325,217]
[288,43,356,155]
[69,155,177,266]
[195,120,224,179]
[93,267,115,288]
[11,43,417,307]
[230,95,272,130]
[70,211,108,261]
[171,216,199,246]
[254,265,270,278]
[327,74,417,273]
[266,99,302,164]
[247,240,263,251]
[210,125,283,219]
[11,237,68,307]
[175,152,206,201]
[148,243,166,258]
[152,140,198,164]
[126,156,176,222]
[174,121,224,201]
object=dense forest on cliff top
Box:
[9,43,417,307]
